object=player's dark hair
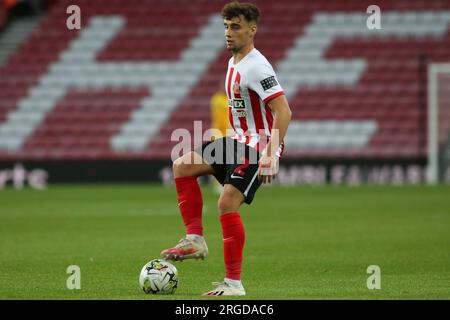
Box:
[221,1,260,25]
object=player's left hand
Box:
[258,154,279,184]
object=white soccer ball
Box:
[139,259,178,294]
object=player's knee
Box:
[218,198,233,214]
[218,190,242,214]
[172,157,190,178]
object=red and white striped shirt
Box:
[225,48,285,157]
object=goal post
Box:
[427,63,450,184]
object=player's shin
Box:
[220,212,245,282]
[175,176,203,236]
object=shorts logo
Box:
[233,99,246,109]
[260,76,278,91]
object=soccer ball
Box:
[139,259,178,294]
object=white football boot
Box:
[202,281,246,296]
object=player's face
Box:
[224,16,256,53]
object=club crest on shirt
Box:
[233,82,241,95]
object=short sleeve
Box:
[247,63,284,103]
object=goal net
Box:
[427,63,450,184]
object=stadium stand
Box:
[0,8,5,31]
[0,0,449,161]
[0,0,13,31]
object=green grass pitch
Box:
[0,184,449,299]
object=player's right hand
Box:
[258,154,278,184]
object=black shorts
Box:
[194,137,262,204]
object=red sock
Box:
[175,176,203,236]
[220,212,245,280]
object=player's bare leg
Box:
[172,151,215,179]
[161,152,214,261]
[203,184,246,296]
[217,184,245,214]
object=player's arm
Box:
[258,94,292,183]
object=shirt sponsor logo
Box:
[260,76,278,91]
[232,110,247,118]
[233,99,246,109]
